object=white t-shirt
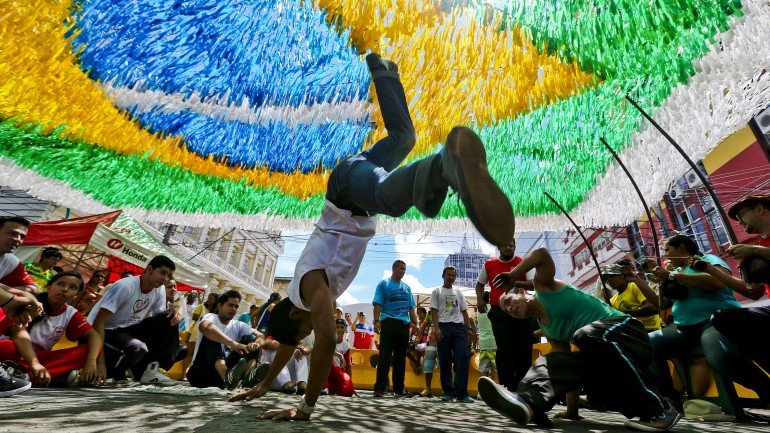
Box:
[29,304,92,351]
[334,340,351,368]
[192,313,255,361]
[288,200,376,311]
[430,286,467,324]
[87,276,165,330]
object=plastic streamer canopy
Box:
[0,0,768,233]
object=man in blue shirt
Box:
[373,260,417,397]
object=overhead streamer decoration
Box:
[0,0,768,232]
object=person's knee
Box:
[123,340,149,366]
[392,129,416,152]
[701,330,734,368]
[710,309,731,332]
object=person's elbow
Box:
[747,286,765,301]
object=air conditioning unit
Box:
[685,169,703,188]
[756,106,770,135]
[669,184,685,200]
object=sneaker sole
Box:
[225,360,250,391]
[445,128,515,247]
[478,377,530,425]
[623,412,682,432]
[0,381,31,397]
[242,363,271,388]
[140,378,180,387]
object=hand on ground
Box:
[554,411,584,421]
[257,409,310,421]
[228,385,268,402]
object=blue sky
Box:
[276,231,499,305]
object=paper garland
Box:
[0,0,767,233]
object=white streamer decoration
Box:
[103,81,373,126]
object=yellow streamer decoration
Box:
[316,0,598,157]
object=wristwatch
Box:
[297,396,315,415]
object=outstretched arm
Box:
[702,262,764,300]
[549,339,583,421]
[493,248,556,291]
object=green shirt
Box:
[24,262,52,291]
[477,311,496,350]
[536,284,627,343]
[671,254,740,326]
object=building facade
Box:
[443,236,487,287]
[147,223,284,306]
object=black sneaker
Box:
[365,53,399,79]
[241,363,270,388]
[0,363,31,397]
[393,390,414,398]
[440,126,515,248]
[224,358,249,391]
[1,361,30,383]
[477,376,532,425]
[623,403,682,432]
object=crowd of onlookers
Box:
[0,214,355,397]
[2,193,769,427]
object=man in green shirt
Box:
[478,247,679,432]
[24,247,62,291]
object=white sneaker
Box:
[477,376,532,425]
[67,370,80,388]
[139,362,180,386]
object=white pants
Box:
[261,349,309,390]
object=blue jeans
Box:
[437,322,471,399]
[326,72,441,217]
[648,320,770,400]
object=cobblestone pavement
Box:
[1,386,766,433]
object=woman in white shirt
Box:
[0,272,104,386]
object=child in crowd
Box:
[327,318,356,396]
[476,291,497,383]
[73,270,106,314]
[0,272,104,387]
[418,307,438,397]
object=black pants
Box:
[104,313,180,379]
[711,306,770,396]
[517,316,666,420]
[488,305,534,390]
[186,334,259,388]
[374,318,410,393]
[326,64,449,219]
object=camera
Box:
[691,258,709,272]
[660,279,688,300]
